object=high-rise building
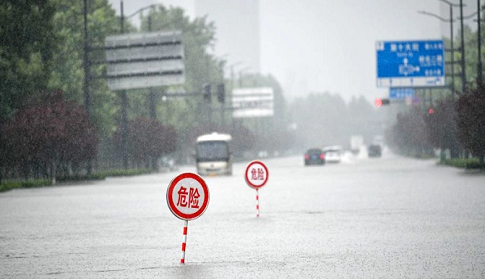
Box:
[195,0,261,76]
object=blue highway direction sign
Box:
[389,88,415,100]
[376,40,445,88]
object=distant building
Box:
[195,0,261,75]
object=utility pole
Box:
[460,0,467,94]
[83,0,93,174]
[148,15,157,120]
[229,62,242,130]
[448,2,457,99]
[450,4,456,99]
[83,0,91,121]
[478,0,483,88]
[219,62,226,131]
[419,1,461,100]
[120,1,129,170]
[0,95,2,184]
[206,57,212,125]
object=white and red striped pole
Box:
[180,220,188,264]
[256,189,260,217]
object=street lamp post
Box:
[147,15,157,120]
[419,0,461,100]
[460,0,467,94]
[83,0,93,174]
[477,0,483,87]
[239,67,251,87]
[218,57,228,130]
[457,6,481,91]
[124,4,160,121]
[228,61,242,130]
[120,1,129,170]
[230,62,243,90]
[83,0,91,121]
[118,2,168,170]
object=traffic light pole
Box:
[217,83,226,130]
[221,101,225,130]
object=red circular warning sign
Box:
[245,161,269,189]
[166,172,210,221]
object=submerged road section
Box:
[1,152,484,278]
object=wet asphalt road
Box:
[1,151,485,278]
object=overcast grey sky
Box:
[111,0,479,103]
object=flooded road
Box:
[1,151,485,278]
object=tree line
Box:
[1,0,484,183]
[0,0,291,182]
[386,20,485,165]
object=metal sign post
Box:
[245,161,269,217]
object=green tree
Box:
[0,0,57,120]
[0,90,98,180]
[112,117,177,169]
[424,98,460,159]
[388,107,433,157]
[456,88,485,165]
[49,0,123,139]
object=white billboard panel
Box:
[105,31,185,91]
[107,60,184,77]
[106,45,182,63]
[105,31,182,49]
[107,74,185,91]
[232,87,274,118]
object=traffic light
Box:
[375,98,390,107]
[203,83,211,102]
[217,83,225,103]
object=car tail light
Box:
[304,154,309,159]
[320,154,325,159]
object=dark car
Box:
[368,144,382,158]
[304,148,326,166]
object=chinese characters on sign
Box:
[232,87,274,118]
[245,161,269,189]
[389,88,415,100]
[167,173,209,221]
[177,186,200,209]
[376,40,445,87]
[251,168,265,181]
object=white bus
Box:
[195,132,233,176]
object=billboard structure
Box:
[105,31,185,91]
[232,87,274,118]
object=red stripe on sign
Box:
[256,195,259,200]
[183,227,187,235]
[256,205,259,210]
[182,243,186,251]
[181,258,185,264]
